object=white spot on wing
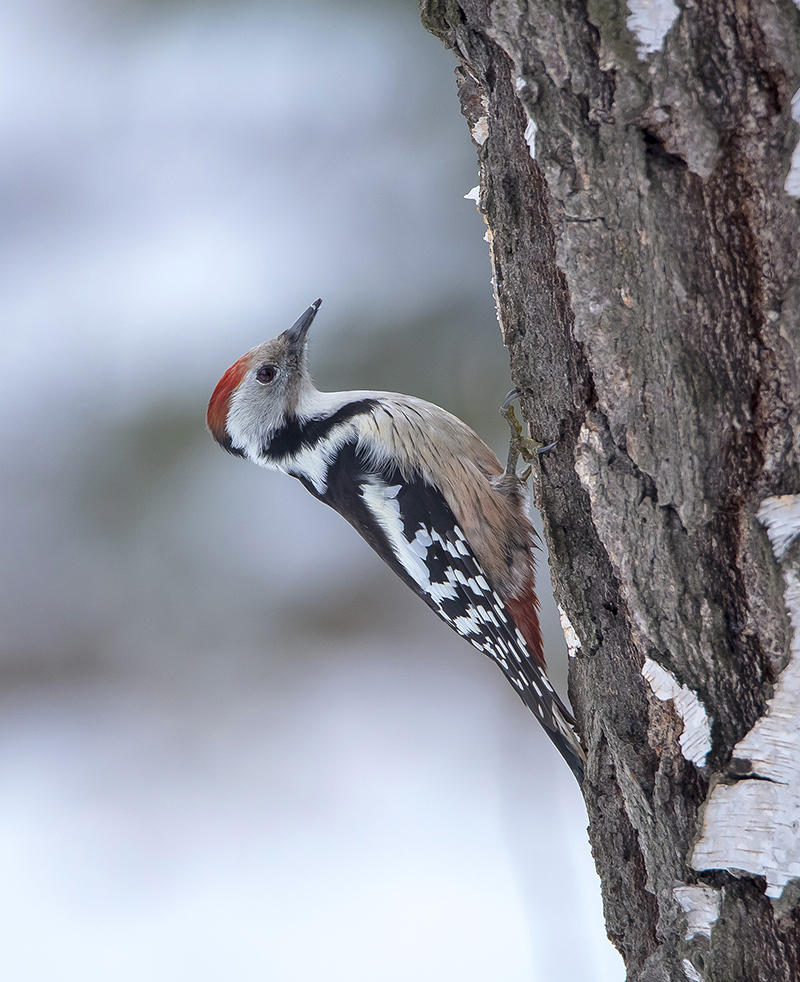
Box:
[360,478,431,589]
[453,613,481,636]
[359,480,461,606]
[408,526,434,563]
[429,580,459,604]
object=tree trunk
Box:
[421,1,800,979]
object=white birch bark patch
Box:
[673,884,720,940]
[642,659,712,767]
[691,496,800,900]
[682,959,703,982]
[558,605,582,659]
[758,494,800,559]
[626,0,679,56]
[786,88,800,199]
[523,117,537,159]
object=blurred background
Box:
[1,0,624,978]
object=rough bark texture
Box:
[421,1,800,980]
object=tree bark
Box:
[421,1,800,979]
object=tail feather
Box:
[512,664,586,785]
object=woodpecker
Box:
[207,299,585,783]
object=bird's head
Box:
[206,298,321,457]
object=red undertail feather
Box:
[206,356,249,443]
[505,578,546,672]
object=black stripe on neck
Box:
[263,399,377,460]
[220,434,246,458]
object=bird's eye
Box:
[256,364,278,385]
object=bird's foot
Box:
[500,389,557,480]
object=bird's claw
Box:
[499,390,558,478]
[501,387,521,413]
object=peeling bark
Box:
[421,1,800,978]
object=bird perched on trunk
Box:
[207,299,585,783]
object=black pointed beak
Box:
[284,298,322,352]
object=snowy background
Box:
[1,0,623,978]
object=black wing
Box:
[305,440,584,782]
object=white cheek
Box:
[226,382,285,459]
[225,403,260,456]
[224,406,249,452]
